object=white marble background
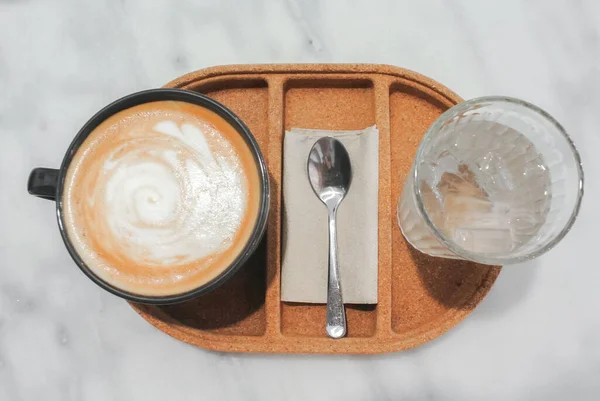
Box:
[1,0,599,400]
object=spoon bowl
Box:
[308,138,352,204]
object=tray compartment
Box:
[280,77,378,338]
[388,81,500,335]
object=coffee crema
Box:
[63,101,261,296]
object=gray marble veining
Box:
[1,0,600,400]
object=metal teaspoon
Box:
[307,137,352,339]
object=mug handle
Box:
[28,168,59,201]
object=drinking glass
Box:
[397,96,583,265]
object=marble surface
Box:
[1,0,599,399]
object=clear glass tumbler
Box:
[397,96,583,265]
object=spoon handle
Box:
[326,206,347,339]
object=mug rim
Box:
[55,88,270,304]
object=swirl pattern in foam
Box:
[63,101,261,296]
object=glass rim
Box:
[412,95,584,265]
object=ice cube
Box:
[454,227,514,254]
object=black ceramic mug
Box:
[28,89,270,304]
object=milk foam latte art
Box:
[63,101,261,296]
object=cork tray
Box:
[130,64,502,354]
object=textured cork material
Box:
[129,64,502,354]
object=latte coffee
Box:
[63,100,261,296]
